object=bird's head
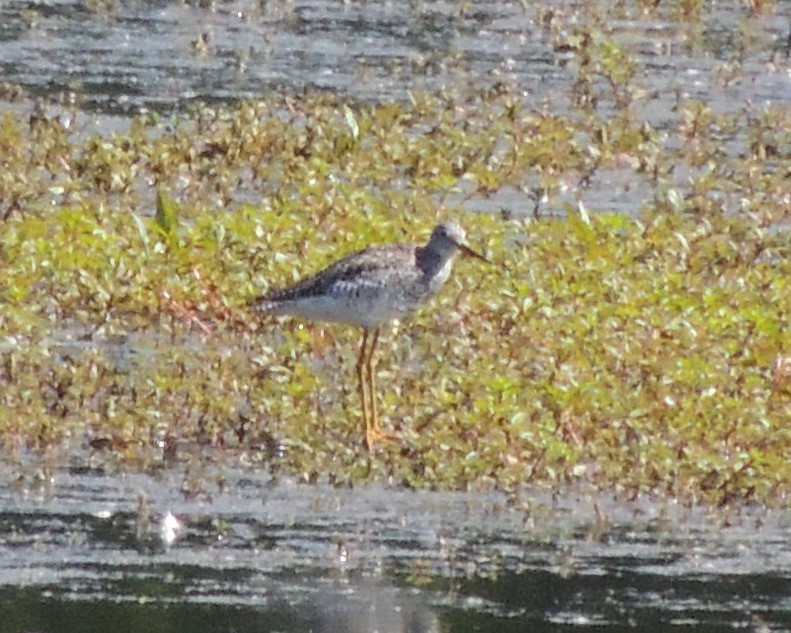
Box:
[430,220,490,262]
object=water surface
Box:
[1,3,791,631]
[2,460,790,632]
[1,0,788,216]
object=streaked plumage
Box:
[255,220,488,450]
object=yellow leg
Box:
[356,329,371,448]
[358,327,395,451]
[366,328,381,439]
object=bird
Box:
[254,220,489,451]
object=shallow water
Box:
[1,0,789,216]
[2,3,791,630]
[2,459,790,632]
[1,0,788,113]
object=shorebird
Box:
[255,220,489,450]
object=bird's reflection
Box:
[297,581,441,633]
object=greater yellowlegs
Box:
[255,220,489,450]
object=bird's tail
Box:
[252,295,277,313]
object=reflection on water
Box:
[1,3,791,630]
[0,0,787,115]
[0,0,788,217]
[0,461,790,632]
[301,584,440,633]
[1,584,439,633]
[0,0,564,112]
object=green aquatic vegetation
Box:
[561,26,640,110]
[1,77,790,505]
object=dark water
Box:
[1,0,788,115]
[1,460,790,632]
[0,0,567,112]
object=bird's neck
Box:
[416,244,454,278]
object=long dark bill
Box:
[459,243,491,263]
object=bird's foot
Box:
[365,426,398,451]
